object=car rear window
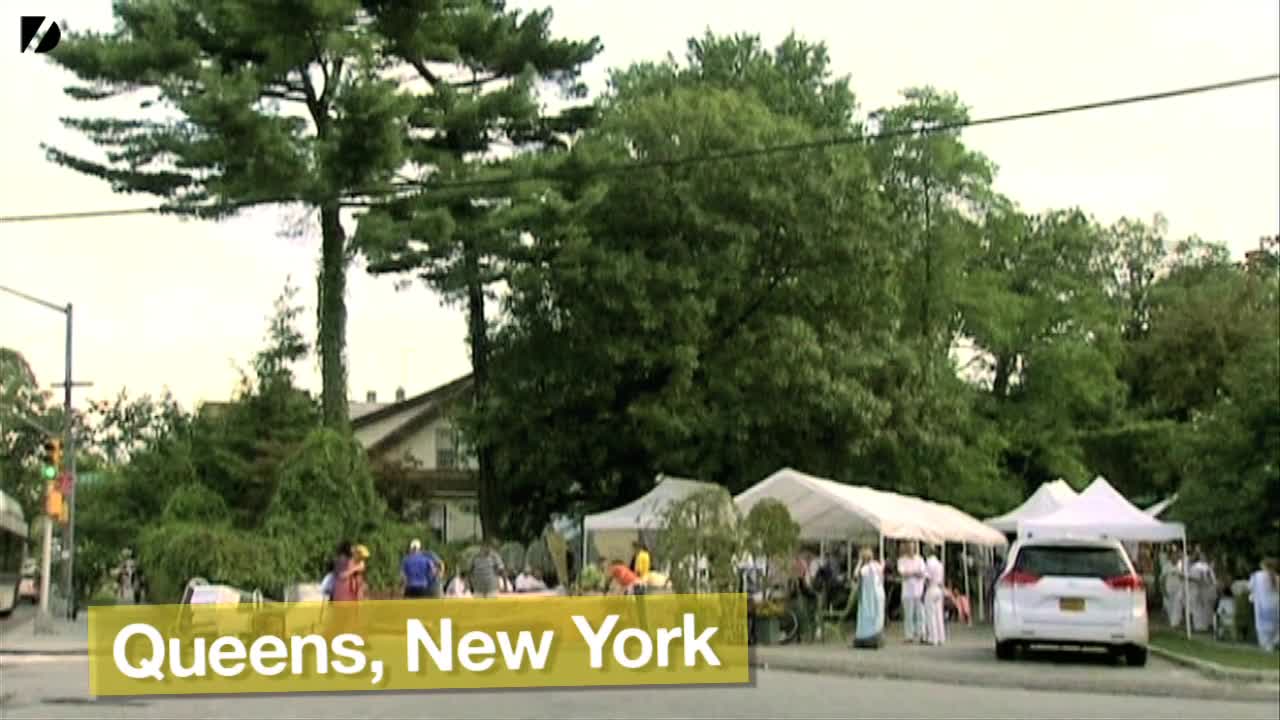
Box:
[1014,546,1129,578]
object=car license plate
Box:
[1060,597,1085,612]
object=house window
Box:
[436,428,457,469]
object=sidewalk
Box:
[753,625,1280,703]
[0,614,89,655]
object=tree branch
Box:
[410,59,441,87]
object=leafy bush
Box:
[136,522,272,602]
[657,486,740,594]
[741,499,800,565]
[162,483,231,525]
[260,428,385,582]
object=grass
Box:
[1151,630,1280,673]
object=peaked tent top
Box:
[735,468,1007,546]
[583,475,724,532]
[1018,477,1185,542]
[984,479,1078,533]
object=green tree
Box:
[46,0,415,427]
[960,208,1125,493]
[353,0,600,536]
[473,84,899,534]
[0,348,54,512]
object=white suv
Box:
[993,537,1148,666]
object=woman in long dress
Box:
[1248,558,1279,652]
[852,548,885,649]
[1188,552,1216,633]
[1162,548,1186,628]
[923,546,946,646]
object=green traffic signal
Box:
[42,465,57,479]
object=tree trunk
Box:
[318,203,350,428]
[992,353,1013,399]
[463,237,498,538]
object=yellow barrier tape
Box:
[88,593,749,696]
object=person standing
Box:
[852,548,885,649]
[923,545,946,646]
[897,541,927,643]
[401,540,438,599]
[1162,546,1187,628]
[1188,551,1216,633]
[631,542,652,582]
[1248,558,1279,652]
[468,540,505,599]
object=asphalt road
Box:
[0,657,1275,720]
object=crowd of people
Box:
[318,538,561,603]
[1156,545,1279,652]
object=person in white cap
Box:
[401,539,440,599]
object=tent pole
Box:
[1182,533,1192,639]
[962,543,972,626]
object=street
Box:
[0,655,1274,720]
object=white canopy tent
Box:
[1018,477,1191,636]
[735,468,1007,547]
[580,475,724,568]
[984,479,1078,534]
[735,468,1006,627]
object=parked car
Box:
[18,558,38,603]
[993,537,1148,666]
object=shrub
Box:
[162,482,231,525]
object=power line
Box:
[1,72,1276,224]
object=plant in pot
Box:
[754,599,788,645]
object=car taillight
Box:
[1000,570,1040,586]
[1105,573,1144,591]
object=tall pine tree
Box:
[353,0,599,536]
[45,0,414,427]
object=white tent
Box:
[1019,477,1191,637]
[1018,478,1185,542]
[734,468,1007,547]
[984,479,1078,534]
[583,476,722,532]
[580,475,724,568]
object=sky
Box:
[2,0,1277,413]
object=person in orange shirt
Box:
[607,559,645,595]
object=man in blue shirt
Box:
[401,539,440,599]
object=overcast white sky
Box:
[2,1,1277,412]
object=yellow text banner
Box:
[88,593,749,696]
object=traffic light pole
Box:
[1,285,87,629]
[61,305,76,619]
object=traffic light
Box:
[45,481,63,517]
[41,438,62,479]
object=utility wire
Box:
[1,72,1276,224]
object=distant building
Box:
[352,376,480,544]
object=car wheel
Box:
[1125,645,1148,668]
[995,640,1016,661]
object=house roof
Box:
[354,374,474,458]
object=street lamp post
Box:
[1,284,87,626]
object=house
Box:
[352,375,481,544]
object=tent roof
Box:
[583,475,722,532]
[734,468,1007,547]
[1019,477,1185,541]
[984,480,1078,533]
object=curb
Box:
[0,648,89,656]
[1149,644,1280,684]
[749,652,1280,703]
